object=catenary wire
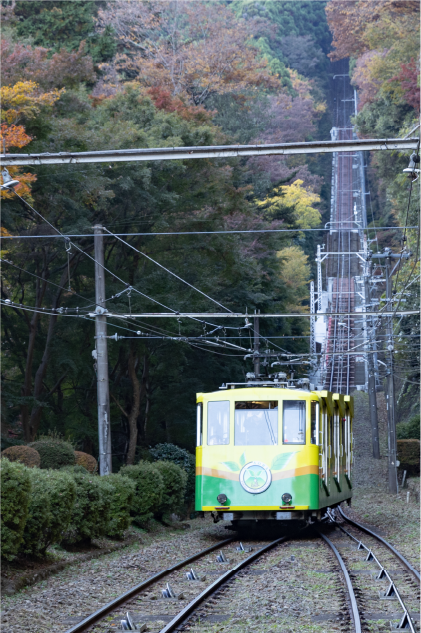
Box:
[103,226,233,313]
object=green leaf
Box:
[271,453,297,470]
[221,461,240,472]
[239,453,246,468]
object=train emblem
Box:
[239,461,272,494]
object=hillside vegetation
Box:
[327,0,420,419]
[1,1,419,465]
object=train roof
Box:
[197,385,353,416]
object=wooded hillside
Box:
[1,1,419,466]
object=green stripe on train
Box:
[195,474,319,509]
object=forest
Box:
[327,0,420,424]
[1,0,419,469]
[0,0,330,465]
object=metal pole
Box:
[94,225,112,475]
[1,138,418,167]
[385,253,397,493]
[363,271,380,459]
[316,245,323,313]
[253,311,260,378]
[310,281,316,356]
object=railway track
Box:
[323,59,361,395]
[329,508,420,632]
[64,511,419,633]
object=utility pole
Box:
[253,311,260,378]
[94,225,112,475]
[385,252,397,494]
[316,245,323,313]
[363,270,380,459]
[369,248,411,490]
[310,280,316,356]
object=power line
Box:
[103,226,232,313]
[2,226,418,239]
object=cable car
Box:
[195,376,353,531]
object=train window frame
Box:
[207,400,230,446]
[234,400,278,446]
[196,402,203,446]
[282,400,306,445]
[321,405,328,481]
[310,401,320,445]
[334,406,340,478]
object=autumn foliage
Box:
[1,40,95,90]
[97,1,279,104]
[1,80,64,199]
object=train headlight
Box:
[217,493,228,505]
[281,492,292,505]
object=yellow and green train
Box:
[195,385,353,529]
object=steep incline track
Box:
[323,60,359,394]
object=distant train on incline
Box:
[195,376,353,531]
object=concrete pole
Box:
[363,272,380,459]
[385,254,397,494]
[253,311,260,378]
[316,245,323,314]
[310,281,316,357]
[94,225,112,475]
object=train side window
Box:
[196,403,203,446]
[310,401,319,445]
[207,401,230,445]
[283,400,306,445]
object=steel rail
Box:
[331,511,417,631]
[338,506,420,582]
[0,138,418,166]
[317,530,362,633]
[158,536,288,633]
[63,537,234,633]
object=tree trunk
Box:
[126,347,141,465]
[142,355,150,442]
[21,277,47,441]
[27,255,78,440]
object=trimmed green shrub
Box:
[1,458,31,560]
[1,445,41,468]
[63,470,113,543]
[21,469,76,555]
[397,415,420,440]
[397,439,420,476]
[1,437,25,452]
[74,451,98,473]
[103,473,135,539]
[29,438,75,470]
[120,461,164,525]
[153,461,187,520]
[149,443,195,503]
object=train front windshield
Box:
[234,401,278,446]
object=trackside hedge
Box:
[74,451,98,473]
[1,458,31,560]
[120,461,164,524]
[63,469,113,543]
[103,473,135,538]
[21,469,76,555]
[149,443,195,503]
[1,445,41,468]
[153,461,187,520]
[29,438,75,469]
[397,439,420,476]
[397,415,420,440]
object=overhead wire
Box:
[2,227,418,239]
[103,226,233,313]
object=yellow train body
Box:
[195,387,353,524]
